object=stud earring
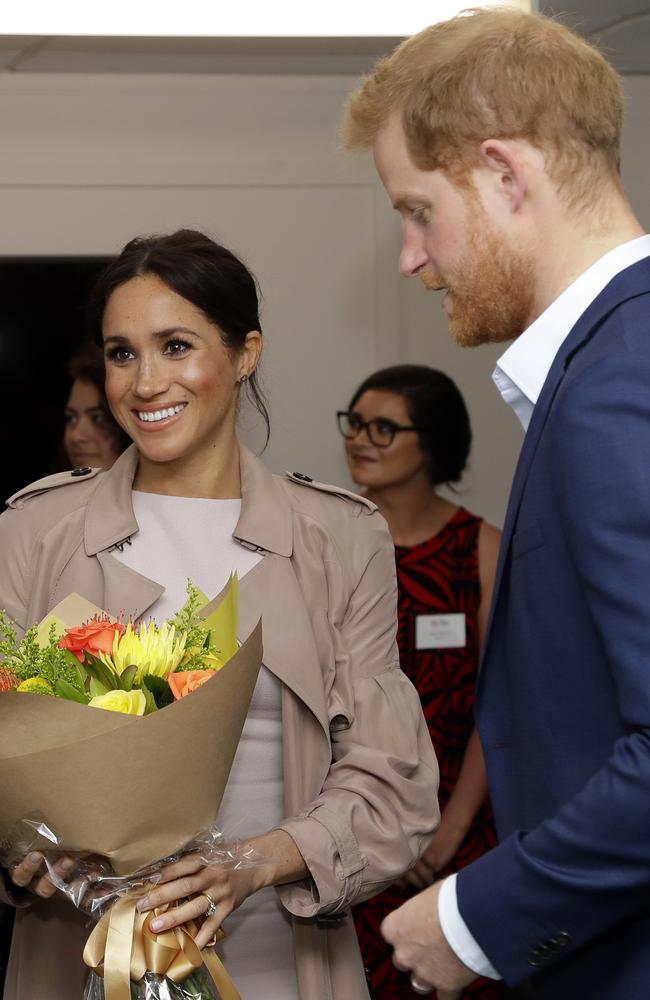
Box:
[239,374,249,384]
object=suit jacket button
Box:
[526,947,544,967]
[71,466,92,477]
[554,931,572,949]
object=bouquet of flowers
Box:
[0,578,263,1000]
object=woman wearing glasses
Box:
[338,365,503,1000]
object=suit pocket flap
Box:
[512,521,544,559]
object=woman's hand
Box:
[136,851,267,950]
[400,820,466,890]
[136,829,307,950]
[9,851,76,899]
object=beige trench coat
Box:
[0,445,439,1000]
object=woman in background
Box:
[63,342,129,470]
[339,365,504,1000]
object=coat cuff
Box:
[277,806,367,916]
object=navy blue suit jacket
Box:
[457,257,650,997]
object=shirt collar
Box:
[493,234,650,428]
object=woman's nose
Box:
[68,418,90,442]
[133,358,169,399]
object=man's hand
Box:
[381,881,477,993]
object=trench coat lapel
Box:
[234,447,329,738]
[237,552,330,740]
[84,446,165,619]
[96,549,164,622]
[83,444,329,736]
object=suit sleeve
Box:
[278,512,440,915]
[457,342,650,983]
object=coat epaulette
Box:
[284,471,377,512]
[6,466,101,509]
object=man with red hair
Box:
[343,8,650,998]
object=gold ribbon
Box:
[83,893,241,1000]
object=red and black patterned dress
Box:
[353,507,504,1000]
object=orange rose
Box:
[168,669,216,701]
[59,616,126,663]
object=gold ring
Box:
[203,891,218,918]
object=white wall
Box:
[1,72,649,527]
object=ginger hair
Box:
[341,7,624,203]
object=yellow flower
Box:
[104,621,187,683]
[16,677,54,696]
[88,689,146,715]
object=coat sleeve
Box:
[457,344,650,983]
[0,506,36,906]
[278,511,440,916]
[0,505,36,633]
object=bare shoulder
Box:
[478,520,502,558]
[478,520,502,590]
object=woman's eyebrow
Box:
[103,326,200,347]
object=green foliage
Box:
[0,613,85,693]
[142,673,174,709]
[168,580,224,673]
[139,683,158,716]
[55,679,90,704]
[82,651,119,691]
[118,664,138,692]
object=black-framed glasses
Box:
[337,410,424,448]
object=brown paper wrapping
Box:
[0,610,262,874]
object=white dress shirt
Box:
[438,233,650,980]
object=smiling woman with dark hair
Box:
[0,232,438,1000]
[63,342,130,470]
[339,365,503,1000]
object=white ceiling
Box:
[0,3,649,75]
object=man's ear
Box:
[479,139,527,213]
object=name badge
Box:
[415,613,466,650]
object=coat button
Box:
[292,472,313,482]
[551,931,572,950]
[526,947,545,967]
[71,467,92,477]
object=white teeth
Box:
[137,403,186,423]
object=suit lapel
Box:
[482,260,650,662]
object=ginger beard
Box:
[421,208,535,348]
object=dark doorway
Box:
[0,257,112,501]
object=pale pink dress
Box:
[114,492,299,1000]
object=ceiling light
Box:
[1,0,531,38]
